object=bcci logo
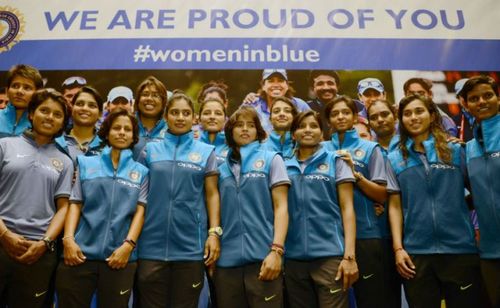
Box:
[129,171,140,182]
[51,158,64,172]
[317,163,329,172]
[188,152,202,163]
[253,159,265,170]
[0,7,24,52]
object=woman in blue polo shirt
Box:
[55,110,148,307]
[285,110,358,308]
[387,94,480,307]
[262,96,298,160]
[136,92,221,308]
[215,106,289,308]
[322,95,388,308]
[0,89,73,308]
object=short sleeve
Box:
[205,151,219,176]
[69,167,83,203]
[368,147,387,184]
[335,158,355,184]
[138,174,149,206]
[269,155,290,188]
[55,158,74,199]
[385,159,400,193]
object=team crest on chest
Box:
[254,159,265,170]
[221,149,228,158]
[317,163,329,172]
[51,158,63,172]
[188,152,202,163]
[354,149,365,159]
[129,171,140,182]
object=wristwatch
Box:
[42,236,56,253]
[208,226,223,237]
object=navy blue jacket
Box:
[285,147,350,260]
[262,131,295,160]
[388,136,477,254]
[217,141,278,267]
[466,114,500,259]
[72,147,149,261]
[199,130,229,166]
[323,129,385,239]
[0,104,31,138]
[138,131,215,261]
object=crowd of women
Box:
[0,64,499,308]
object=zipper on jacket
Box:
[165,138,180,259]
[102,169,117,256]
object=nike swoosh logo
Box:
[362,274,374,280]
[192,282,202,288]
[330,288,342,294]
[120,289,130,295]
[35,291,47,297]
[265,294,277,301]
[460,283,473,291]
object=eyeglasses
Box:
[62,76,87,87]
[358,80,382,89]
[140,92,162,99]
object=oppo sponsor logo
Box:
[178,162,202,171]
[305,174,330,181]
[490,152,500,158]
[430,163,456,170]
[117,179,140,189]
[243,172,266,179]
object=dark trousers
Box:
[404,254,481,308]
[0,246,57,308]
[353,238,385,308]
[136,260,204,308]
[381,238,402,308]
[481,258,500,308]
[214,262,283,308]
[55,260,136,308]
[284,257,348,308]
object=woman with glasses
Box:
[132,76,168,160]
[0,89,73,308]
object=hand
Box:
[259,251,282,281]
[207,263,216,278]
[336,150,355,172]
[17,240,47,265]
[106,244,133,270]
[335,259,359,290]
[63,238,86,266]
[0,230,31,259]
[373,203,385,216]
[242,92,258,105]
[204,235,220,266]
[447,136,465,145]
[395,249,416,279]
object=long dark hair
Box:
[398,95,451,163]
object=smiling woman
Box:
[0,89,73,308]
[55,110,148,308]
